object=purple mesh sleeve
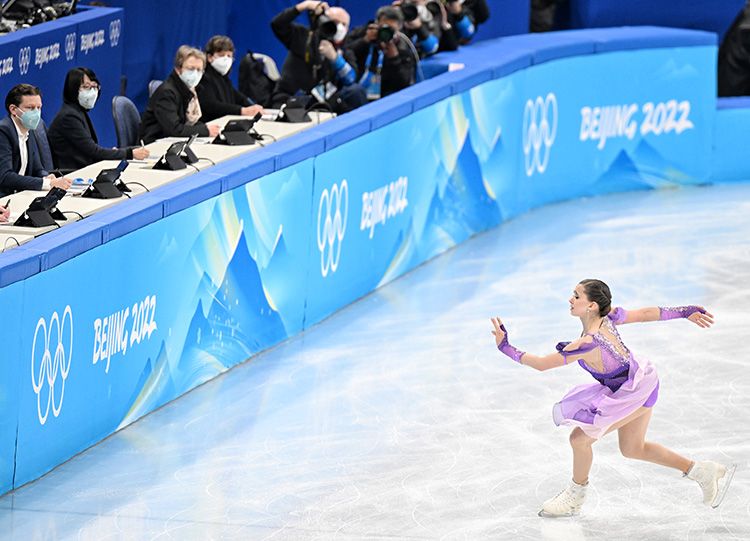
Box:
[607,307,627,325]
[496,324,525,363]
[659,305,705,320]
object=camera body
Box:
[377,24,396,44]
[309,9,337,41]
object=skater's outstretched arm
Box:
[614,305,714,328]
[490,317,568,371]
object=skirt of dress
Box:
[552,356,659,439]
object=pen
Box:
[3,199,8,210]
[140,139,145,148]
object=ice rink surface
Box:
[1,184,748,540]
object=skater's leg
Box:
[617,407,692,472]
[570,428,596,485]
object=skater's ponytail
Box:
[579,279,612,316]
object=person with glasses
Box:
[139,45,221,145]
[48,67,150,171]
[0,84,72,198]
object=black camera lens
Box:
[377,24,395,43]
[316,15,337,41]
[400,3,419,22]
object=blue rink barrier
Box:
[0,27,725,493]
[0,6,124,148]
[712,97,750,184]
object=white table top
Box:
[0,112,336,249]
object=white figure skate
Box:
[538,481,588,517]
[686,461,737,508]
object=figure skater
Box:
[491,278,735,517]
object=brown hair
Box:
[5,84,41,113]
[205,35,235,56]
[579,279,612,316]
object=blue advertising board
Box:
[13,162,314,487]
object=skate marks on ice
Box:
[0,185,747,539]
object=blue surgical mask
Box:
[179,68,203,88]
[15,107,41,130]
[78,88,99,110]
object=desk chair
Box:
[148,79,163,97]
[112,95,141,148]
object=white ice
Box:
[1,184,748,540]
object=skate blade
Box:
[538,509,579,518]
[711,463,737,509]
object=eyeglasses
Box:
[81,83,100,91]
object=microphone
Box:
[247,112,263,140]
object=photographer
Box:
[393,0,441,58]
[440,0,490,49]
[347,7,415,100]
[270,1,366,113]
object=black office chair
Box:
[112,95,141,148]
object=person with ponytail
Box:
[491,279,735,517]
[48,67,150,171]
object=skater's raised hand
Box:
[490,317,506,347]
[687,307,714,328]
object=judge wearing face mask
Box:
[196,35,264,122]
[0,84,72,198]
[47,67,150,171]
[139,45,221,145]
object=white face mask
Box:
[78,88,98,110]
[333,23,348,43]
[211,55,233,76]
[179,68,203,88]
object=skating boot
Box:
[685,460,737,508]
[538,480,587,517]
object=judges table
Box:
[0,112,333,249]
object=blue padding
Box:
[717,97,750,110]
[70,5,122,23]
[446,65,494,94]
[266,129,326,170]
[212,151,276,192]
[90,192,167,243]
[160,172,223,217]
[361,96,414,130]
[318,110,372,151]
[398,78,453,112]
[493,32,596,64]
[491,49,533,78]
[588,26,716,53]
[0,246,42,287]
[26,220,104,271]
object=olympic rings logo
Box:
[109,19,121,47]
[522,93,558,176]
[65,33,76,61]
[31,306,73,425]
[316,180,348,277]
[18,46,31,75]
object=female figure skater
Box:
[491,279,735,517]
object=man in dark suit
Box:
[0,84,71,198]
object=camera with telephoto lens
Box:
[309,9,337,41]
[399,1,419,22]
[377,24,396,43]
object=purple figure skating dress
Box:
[551,307,659,439]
